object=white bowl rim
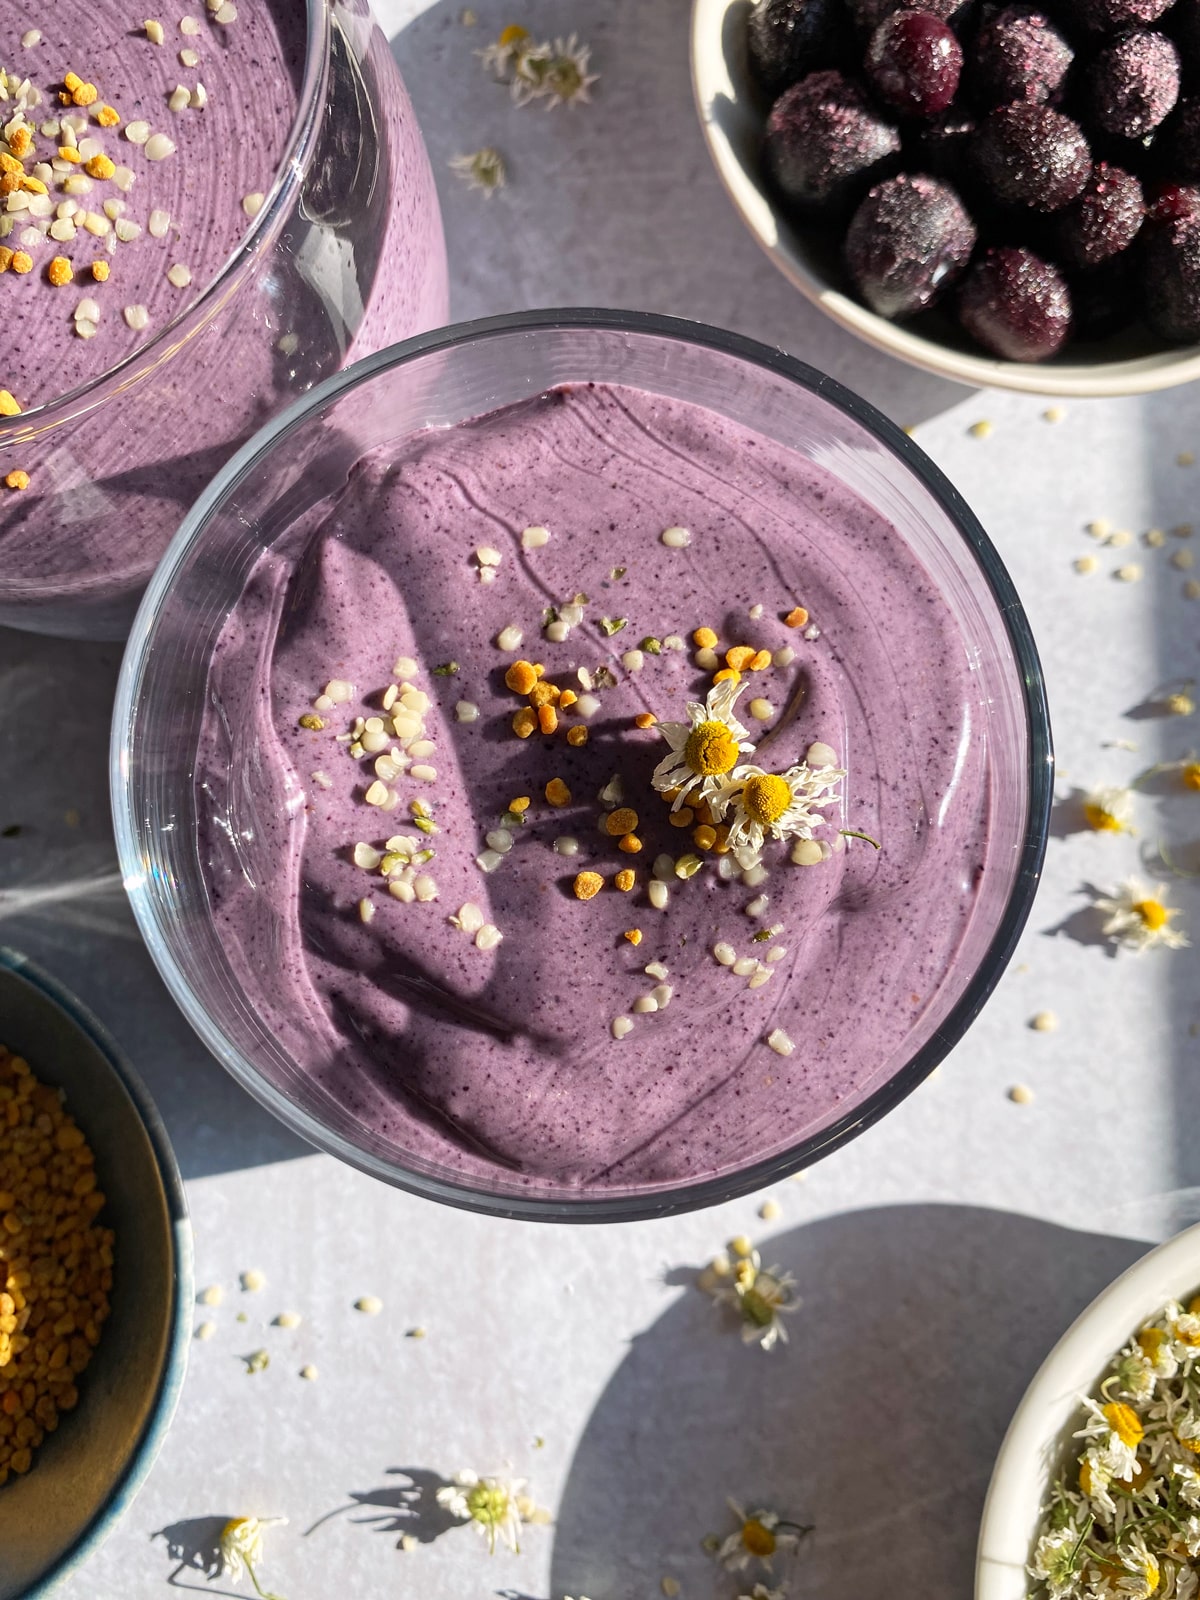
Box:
[975,1222,1200,1600]
[690,0,1200,398]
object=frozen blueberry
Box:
[1087,30,1180,139]
[958,245,1073,358]
[972,103,1092,211]
[972,6,1074,106]
[844,173,976,315]
[1155,96,1200,180]
[1054,162,1144,265]
[1142,208,1200,336]
[764,70,902,212]
[1070,257,1138,337]
[909,108,977,183]
[1070,0,1175,33]
[865,10,963,115]
[747,0,854,96]
[848,0,971,36]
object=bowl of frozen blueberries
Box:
[692,0,1200,392]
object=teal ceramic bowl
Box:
[0,949,192,1598]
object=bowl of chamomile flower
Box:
[977,1223,1200,1600]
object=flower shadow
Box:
[152,1517,243,1595]
[548,1204,1149,1600]
[1049,787,1099,840]
[305,1466,462,1549]
[1042,882,1122,954]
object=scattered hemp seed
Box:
[1042,406,1066,423]
[1181,451,1196,467]
[1008,1083,1035,1105]
[454,700,479,722]
[522,524,551,549]
[1105,528,1133,547]
[199,1284,224,1306]
[661,1579,681,1598]
[968,419,993,439]
[166,262,192,288]
[195,1321,217,1340]
[1145,528,1167,548]
[244,1349,269,1374]
[145,18,166,43]
[1074,555,1099,575]
[1114,564,1142,582]
[660,525,691,548]
[144,133,177,161]
[358,897,375,924]
[554,836,580,855]
[1173,549,1196,570]
[767,1028,795,1056]
[648,879,670,910]
[123,304,150,331]
[599,616,627,636]
[21,29,42,46]
[1167,692,1195,716]
[759,1198,782,1221]
[240,1269,266,1293]
[354,1296,383,1315]
[272,1311,302,1329]
[299,1364,318,1381]
[1186,580,1200,600]
[611,1017,634,1039]
[1030,1010,1059,1032]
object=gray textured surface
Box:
[2,1,1199,1594]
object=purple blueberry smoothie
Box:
[196,382,993,1194]
[0,0,447,636]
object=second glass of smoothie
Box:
[0,0,447,638]
[113,312,1052,1220]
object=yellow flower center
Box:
[741,1519,776,1557]
[1103,1401,1144,1449]
[683,721,739,778]
[1134,898,1168,931]
[1183,762,1200,792]
[743,773,792,826]
[498,23,530,46]
[1084,802,1124,832]
[1145,1556,1161,1595]
[1079,1459,1098,1497]
[1139,1327,1168,1358]
[1180,1432,1200,1454]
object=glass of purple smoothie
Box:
[0,0,447,640]
[112,311,1052,1221]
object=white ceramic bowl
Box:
[690,0,1200,397]
[976,1223,1200,1600]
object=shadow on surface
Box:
[307,1466,461,1549]
[392,0,967,428]
[0,627,310,1179]
[549,1204,1148,1600]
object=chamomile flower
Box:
[449,148,506,196]
[717,760,845,850]
[530,35,598,107]
[1078,1450,1118,1519]
[703,1238,798,1351]
[1077,1399,1142,1479]
[218,1517,287,1600]
[478,23,539,79]
[652,679,756,813]
[1115,1532,1160,1598]
[1135,1325,1179,1382]
[738,1585,788,1600]
[436,1471,545,1554]
[1094,881,1189,952]
[1083,786,1136,834]
[1175,1462,1200,1509]
[1031,1526,1088,1599]
[716,1499,810,1573]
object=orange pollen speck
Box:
[1183,762,1200,791]
[692,626,718,649]
[96,105,121,128]
[0,390,21,417]
[725,645,755,672]
[10,251,33,275]
[683,721,738,778]
[4,470,30,491]
[741,1520,776,1558]
[83,153,115,180]
[90,260,109,283]
[634,712,656,729]
[7,126,33,159]
[47,256,73,287]
[1134,899,1169,931]
[784,606,809,628]
[623,928,642,945]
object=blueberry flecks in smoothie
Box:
[0,0,304,424]
[197,382,992,1193]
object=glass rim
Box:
[111,307,1055,1224]
[0,0,328,433]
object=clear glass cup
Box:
[0,0,447,640]
[112,311,1053,1222]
